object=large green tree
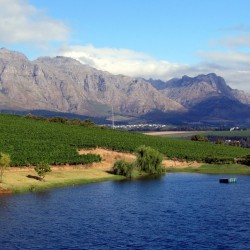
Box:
[112,145,165,178]
[136,145,164,174]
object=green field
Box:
[166,164,250,175]
[1,114,250,166]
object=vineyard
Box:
[1,114,250,166]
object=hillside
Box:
[1,48,250,126]
[0,114,249,166]
[148,73,250,107]
[148,74,250,125]
[0,48,183,119]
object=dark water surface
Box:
[0,173,250,249]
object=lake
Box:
[0,173,250,249]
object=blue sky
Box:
[1,0,250,91]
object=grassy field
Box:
[1,114,250,166]
[166,164,250,175]
[0,167,124,193]
[1,114,250,194]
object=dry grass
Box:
[78,148,136,170]
[0,148,200,194]
[144,131,200,136]
[0,166,119,193]
[78,148,201,169]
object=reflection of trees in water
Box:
[0,196,10,210]
[35,190,51,200]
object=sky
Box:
[1,0,250,92]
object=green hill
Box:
[0,114,250,166]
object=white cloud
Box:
[197,51,250,91]
[58,45,190,80]
[0,0,69,44]
[58,44,250,92]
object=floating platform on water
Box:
[219,178,237,183]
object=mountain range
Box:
[1,48,250,126]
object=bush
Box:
[191,134,208,142]
[34,162,51,181]
[0,152,11,183]
[236,155,250,166]
[135,145,164,174]
[112,160,135,178]
[204,156,234,164]
[112,146,165,178]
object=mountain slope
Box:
[1,48,250,125]
[148,73,250,108]
[0,48,183,117]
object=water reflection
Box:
[34,190,51,200]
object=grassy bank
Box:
[1,163,250,194]
[0,167,125,194]
[165,164,250,175]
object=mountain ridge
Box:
[1,48,250,126]
[148,73,250,108]
[0,48,184,118]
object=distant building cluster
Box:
[230,127,240,131]
[107,123,168,131]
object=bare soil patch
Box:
[144,131,200,136]
[5,148,200,173]
[0,148,201,194]
[78,148,136,170]
[79,148,201,169]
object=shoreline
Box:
[1,148,250,195]
[0,167,125,194]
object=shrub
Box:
[0,152,11,183]
[135,145,164,174]
[34,162,51,181]
[112,160,135,178]
[204,156,234,164]
[191,134,208,142]
[236,155,250,166]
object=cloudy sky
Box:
[1,0,250,91]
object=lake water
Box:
[0,173,250,249]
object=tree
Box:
[34,162,51,181]
[0,152,11,183]
[237,155,250,166]
[81,119,95,127]
[112,160,135,178]
[191,134,208,142]
[215,139,224,145]
[228,140,241,147]
[135,145,164,174]
[112,146,165,178]
[69,118,81,125]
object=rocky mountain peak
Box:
[148,73,249,108]
[0,48,184,118]
[1,48,250,125]
[0,48,28,62]
[34,56,82,67]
